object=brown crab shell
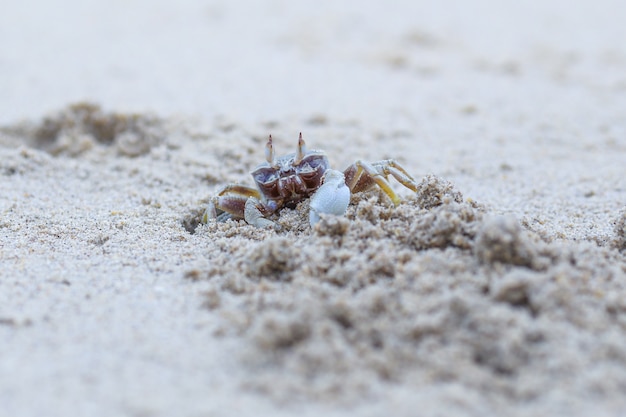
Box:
[250,151,330,208]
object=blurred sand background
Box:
[1,1,626,416]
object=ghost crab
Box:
[203,133,419,228]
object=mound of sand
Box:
[188,169,626,411]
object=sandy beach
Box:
[1,1,626,416]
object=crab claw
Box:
[309,169,350,227]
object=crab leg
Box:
[344,159,418,206]
[372,160,418,192]
[218,184,261,199]
[344,160,400,205]
[244,197,276,228]
[203,185,261,223]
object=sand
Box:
[1,1,626,416]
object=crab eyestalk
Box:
[265,135,276,166]
[294,132,307,164]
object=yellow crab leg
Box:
[217,185,261,199]
[346,160,401,206]
[373,160,418,192]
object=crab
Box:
[203,133,419,228]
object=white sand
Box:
[1,1,626,416]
